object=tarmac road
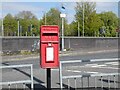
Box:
[1,50,120,89]
[2,51,118,68]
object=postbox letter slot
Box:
[42,33,58,36]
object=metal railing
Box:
[59,58,120,89]
[0,64,33,89]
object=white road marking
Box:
[52,69,59,71]
[84,61,119,69]
[84,71,99,74]
[92,64,107,67]
[92,66,119,70]
[91,58,119,62]
[105,62,119,65]
[67,70,81,73]
[67,70,99,74]
[88,49,118,54]
[85,64,98,67]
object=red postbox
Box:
[40,25,59,68]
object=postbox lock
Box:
[48,43,52,46]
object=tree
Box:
[65,21,78,36]
[75,2,98,36]
[99,11,118,37]
[15,11,35,20]
[41,8,69,36]
[42,8,61,25]
[31,16,40,36]
[4,13,17,36]
[87,12,104,36]
[15,11,39,36]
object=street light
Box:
[82,2,84,37]
[78,22,80,37]
[60,12,66,51]
[20,25,22,36]
[2,17,4,36]
[45,13,47,25]
[17,19,20,37]
[1,7,4,36]
[42,11,47,25]
[31,24,33,36]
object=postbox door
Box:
[40,43,59,68]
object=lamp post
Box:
[2,18,4,36]
[17,19,19,37]
[60,13,66,51]
[20,25,22,36]
[42,11,47,25]
[82,2,84,37]
[1,8,4,36]
[45,13,46,25]
[1,4,4,36]
[31,24,33,36]
[78,22,80,37]
[60,5,66,51]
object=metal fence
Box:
[59,58,120,89]
[0,64,33,89]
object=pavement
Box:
[1,48,118,62]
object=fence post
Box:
[23,83,25,90]
[114,75,116,89]
[95,77,97,88]
[16,84,18,90]
[59,62,63,89]
[101,76,103,90]
[87,77,89,88]
[68,79,70,89]
[108,76,110,89]
[31,64,34,89]
[74,78,77,89]
[81,77,83,89]
[8,84,10,90]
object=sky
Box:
[1,0,120,24]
